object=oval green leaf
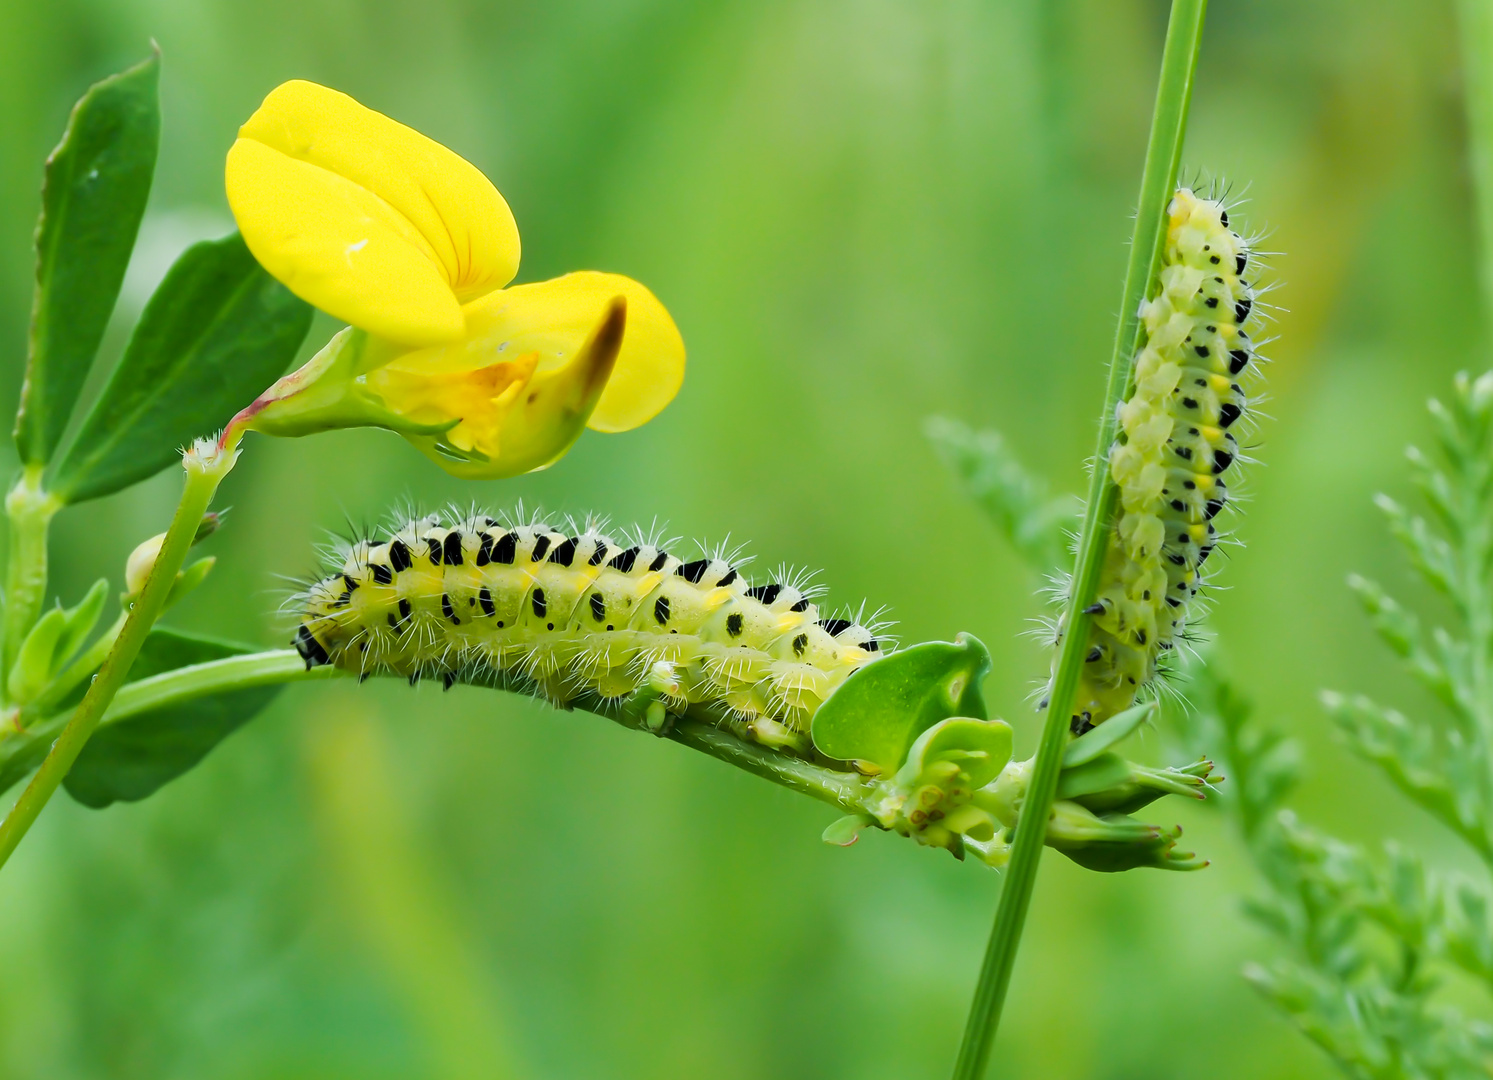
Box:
[15,51,160,466]
[50,232,313,502]
[63,627,282,808]
[810,632,991,771]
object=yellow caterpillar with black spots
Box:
[1066,186,1264,733]
[293,512,887,749]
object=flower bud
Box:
[124,533,165,597]
[862,716,1013,864]
[124,513,222,599]
[984,754,1208,872]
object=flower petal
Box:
[461,271,684,433]
[367,352,539,459]
[226,140,463,344]
[390,300,627,478]
[226,79,520,344]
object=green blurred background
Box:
[0,0,1475,1076]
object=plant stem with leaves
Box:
[1166,373,1493,1077]
[0,441,234,870]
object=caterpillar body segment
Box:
[1068,187,1263,731]
[293,512,888,746]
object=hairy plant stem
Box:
[948,2,1207,1076]
[2,466,61,701]
[0,648,875,818]
[0,442,235,871]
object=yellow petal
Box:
[380,300,627,478]
[366,352,539,459]
[459,271,684,433]
[226,140,463,344]
[226,79,520,345]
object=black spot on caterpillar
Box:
[1069,186,1266,726]
[292,511,892,740]
[295,624,329,666]
[549,537,578,566]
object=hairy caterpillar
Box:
[1066,187,1264,732]
[292,511,889,749]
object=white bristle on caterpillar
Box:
[292,510,891,747]
[1064,186,1267,733]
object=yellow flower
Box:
[223,80,684,475]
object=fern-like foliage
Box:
[1329,373,1493,863]
[1179,372,1493,1079]
[930,378,1493,1076]
[925,416,1079,573]
[1182,657,1493,1079]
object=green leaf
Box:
[7,607,67,702]
[925,417,1079,573]
[7,577,112,703]
[822,814,874,847]
[50,232,313,502]
[1055,752,1134,801]
[162,556,215,609]
[810,633,991,771]
[63,627,282,808]
[54,578,109,669]
[1062,700,1156,767]
[15,51,160,466]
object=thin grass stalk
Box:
[948,2,1208,1075]
[1455,0,1493,858]
[1458,0,1493,329]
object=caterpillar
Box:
[292,511,889,749]
[1065,186,1264,733]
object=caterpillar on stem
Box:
[1060,186,1267,733]
[292,511,891,751]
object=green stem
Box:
[2,466,61,699]
[0,651,334,770]
[1455,1,1493,742]
[449,665,878,812]
[948,2,1207,1076]
[0,649,874,820]
[1458,0,1493,330]
[665,717,870,811]
[0,441,235,871]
